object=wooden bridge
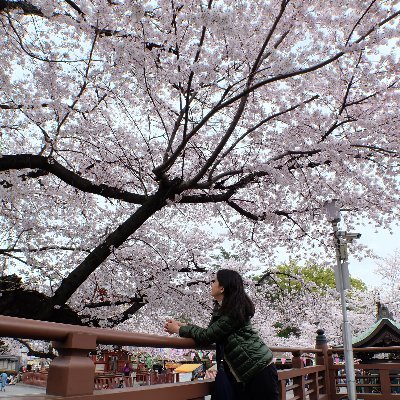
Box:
[1,315,399,400]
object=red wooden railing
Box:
[21,371,48,387]
[92,371,176,389]
[328,347,400,400]
[8,315,400,400]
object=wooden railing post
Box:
[327,350,337,399]
[47,332,96,397]
[380,368,391,396]
[292,350,306,400]
[279,377,287,400]
[315,329,331,397]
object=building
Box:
[0,355,20,373]
[351,303,400,363]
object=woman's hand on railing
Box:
[164,319,186,335]
[204,370,217,380]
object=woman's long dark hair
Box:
[216,269,255,325]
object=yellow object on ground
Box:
[165,362,181,369]
[174,363,202,373]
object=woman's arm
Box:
[178,315,235,345]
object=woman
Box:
[164,269,278,400]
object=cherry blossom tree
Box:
[253,260,376,347]
[373,249,400,321]
[0,0,399,330]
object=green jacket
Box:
[179,311,273,383]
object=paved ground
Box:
[0,384,45,397]
[0,383,209,399]
[0,382,295,400]
[0,382,297,399]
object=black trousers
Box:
[234,364,279,400]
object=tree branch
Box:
[64,0,84,16]
[156,0,291,182]
[179,189,236,204]
[16,339,56,359]
[0,154,146,204]
[226,200,259,221]
[0,0,43,16]
[83,295,145,309]
[0,103,49,110]
[46,179,181,314]
[208,94,320,179]
[0,246,91,254]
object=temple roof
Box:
[352,317,400,348]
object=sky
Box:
[267,218,399,290]
[347,223,399,288]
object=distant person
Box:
[122,363,131,377]
[1,372,7,392]
[164,269,278,400]
[153,364,163,374]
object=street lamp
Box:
[323,200,361,400]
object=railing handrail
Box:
[272,347,322,354]
[0,315,322,354]
[0,315,197,348]
[330,346,400,353]
[278,364,326,379]
[331,362,400,370]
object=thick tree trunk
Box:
[38,179,180,321]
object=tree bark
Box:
[39,179,180,320]
[0,154,145,203]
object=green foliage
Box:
[210,247,240,269]
[274,322,301,339]
[256,260,367,339]
[258,260,366,295]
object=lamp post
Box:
[324,200,361,400]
